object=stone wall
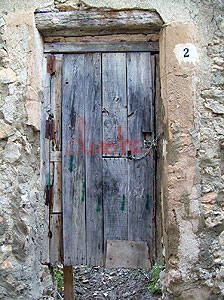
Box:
[0,1,53,299]
[0,0,223,300]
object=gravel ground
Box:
[72,266,160,300]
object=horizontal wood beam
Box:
[35,10,163,37]
[44,42,159,53]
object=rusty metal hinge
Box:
[47,55,56,75]
[45,118,55,140]
[45,185,53,207]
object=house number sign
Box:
[174,43,198,65]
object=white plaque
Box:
[174,43,198,65]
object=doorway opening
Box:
[36,9,164,299]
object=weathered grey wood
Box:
[35,10,163,37]
[84,53,104,266]
[127,52,154,245]
[60,49,156,267]
[63,266,74,300]
[50,54,63,214]
[50,150,62,162]
[127,52,153,135]
[150,54,156,260]
[102,53,127,157]
[103,158,128,246]
[62,54,86,266]
[154,54,162,261]
[105,240,151,269]
[51,54,63,151]
[44,42,159,53]
[49,214,63,262]
[128,158,154,243]
[41,55,51,264]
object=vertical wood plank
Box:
[50,54,63,214]
[128,159,154,242]
[47,55,63,263]
[150,53,156,260]
[63,266,74,300]
[102,53,127,157]
[85,53,103,266]
[127,52,153,143]
[103,158,128,246]
[49,214,63,262]
[127,52,154,246]
[62,54,86,266]
[41,54,51,264]
[154,53,162,261]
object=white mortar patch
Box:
[174,43,198,65]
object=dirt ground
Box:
[72,266,161,300]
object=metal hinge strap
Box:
[45,185,53,207]
[47,55,56,75]
[45,118,55,140]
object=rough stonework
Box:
[0,0,223,300]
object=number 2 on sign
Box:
[183,48,190,57]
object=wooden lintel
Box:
[44,42,159,53]
[35,10,163,37]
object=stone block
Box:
[2,142,22,163]
[0,68,16,84]
[25,100,41,130]
[202,192,217,211]
[179,286,210,300]
[0,120,14,139]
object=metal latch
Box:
[144,140,152,148]
[129,133,162,161]
[144,140,158,149]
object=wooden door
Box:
[62,50,156,266]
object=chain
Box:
[128,133,161,161]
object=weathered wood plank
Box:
[103,158,128,247]
[150,54,156,260]
[102,53,127,157]
[44,42,159,53]
[63,266,74,300]
[50,54,63,214]
[127,52,154,246]
[35,10,163,37]
[62,54,86,266]
[41,55,51,264]
[153,53,162,261]
[51,54,63,151]
[128,158,154,245]
[49,214,63,262]
[50,150,62,162]
[127,52,153,137]
[105,240,151,269]
[84,53,104,266]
